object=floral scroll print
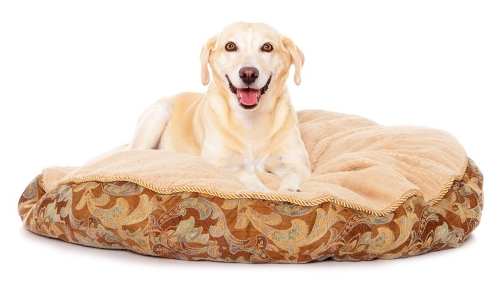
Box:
[18,159,483,263]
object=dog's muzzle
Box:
[226,75,271,110]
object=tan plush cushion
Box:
[18,110,483,263]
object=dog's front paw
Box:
[278,182,301,192]
[242,179,272,192]
[278,173,303,192]
[239,171,272,192]
[250,184,272,192]
[279,187,301,192]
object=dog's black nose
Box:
[239,67,259,84]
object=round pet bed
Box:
[18,110,483,263]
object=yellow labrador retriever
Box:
[128,22,311,192]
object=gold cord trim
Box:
[427,156,469,206]
[58,158,471,217]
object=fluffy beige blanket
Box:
[42,110,467,212]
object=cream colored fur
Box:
[128,22,310,192]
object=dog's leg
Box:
[128,98,173,150]
[237,170,271,192]
[278,167,310,192]
[271,159,311,192]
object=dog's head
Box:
[200,22,304,110]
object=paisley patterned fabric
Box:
[18,159,483,263]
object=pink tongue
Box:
[237,89,260,105]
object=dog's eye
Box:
[225,42,237,52]
[261,43,274,52]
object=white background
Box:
[1,1,498,286]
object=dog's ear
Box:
[200,36,217,85]
[282,36,304,85]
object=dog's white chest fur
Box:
[201,127,271,173]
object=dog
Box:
[128,22,311,192]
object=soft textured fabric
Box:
[18,110,482,263]
[41,110,467,213]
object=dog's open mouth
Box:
[226,75,271,109]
